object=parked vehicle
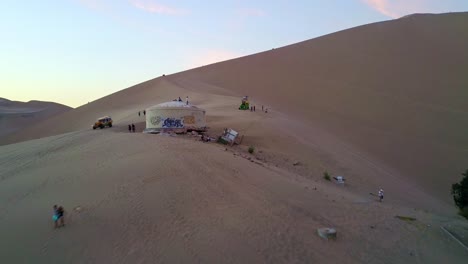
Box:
[93,116,113,129]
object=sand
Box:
[1,12,468,263]
[1,130,467,263]
[0,98,71,139]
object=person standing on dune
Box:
[132,124,135,133]
[128,124,131,132]
[58,206,65,227]
[378,189,384,202]
[138,111,140,117]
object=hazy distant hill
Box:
[0,98,72,139]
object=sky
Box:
[1,0,467,107]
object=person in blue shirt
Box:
[53,205,65,228]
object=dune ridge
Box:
[0,98,71,138]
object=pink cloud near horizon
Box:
[129,0,188,15]
[362,0,429,18]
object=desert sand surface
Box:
[1,129,467,263]
[0,98,71,138]
[1,12,468,263]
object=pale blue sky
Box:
[1,0,467,107]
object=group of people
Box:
[250,105,268,113]
[173,96,189,105]
[138,110,146,116]
[53,205,65,228]
[128,124,136,132]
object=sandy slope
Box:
[1,12,468,263]
[2,13,467,204]
[0,98,71,138]
[173,12,468,203]
[1,130,467,264]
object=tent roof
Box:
[147,101,204,111]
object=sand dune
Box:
[1,130,467,263]
[172,12,468,203]
[1,12,468,263]
[4,12,467,203]
[0,98,71,138]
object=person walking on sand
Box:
[53,205,59,228]
[128,124,131,132]
[138,111,140,117]
[53,205,65,228]
[254,106,256,112]
[143,110,146,116]
[57,206,65,227]
[186,96,189,105]
[132,124,135,133]
[378,189,384,202]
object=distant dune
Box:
[0,98,71,139]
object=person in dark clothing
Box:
[132,124,135,132]
[143,110,146,115]
[378,189,384,202]
[128,124,131,132]
[178,97,182,102]
[262,105,264,111]
[254,106,256,112]
[57,206,65,227]
[138,111,140,116]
